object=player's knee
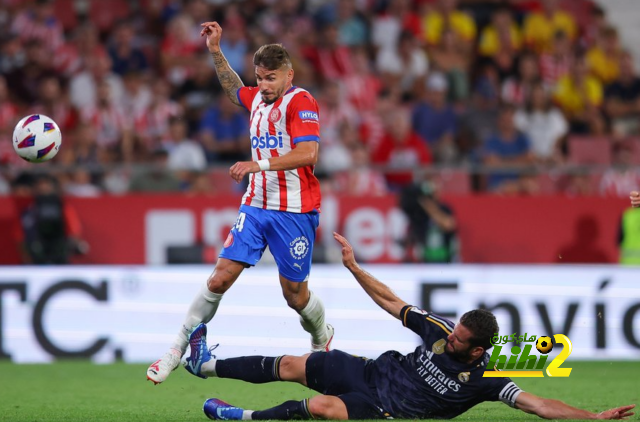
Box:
[278,355,307,384]
[307,396,348,420]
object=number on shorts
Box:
[234,212,246,232]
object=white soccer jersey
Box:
[236,86,322,213]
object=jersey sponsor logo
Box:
[268,108,281,123]
[432,339,446,355]
[458,372,470,383]
[298,110,319,123]
[417,351,461,394]
[290,236,310,260]
[224,233,234,248]
[251,132,283,149]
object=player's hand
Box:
[333,232,358,270]
[200,21,222,53]
[596,404,635,419]
[630,191,640,208]
[229,161,260,183]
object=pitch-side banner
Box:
[1,265,639,363]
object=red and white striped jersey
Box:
[237,86,321,213]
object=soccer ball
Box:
[536,336,554,354]
[13,114,62,163]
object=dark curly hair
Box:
[459,309,499,351]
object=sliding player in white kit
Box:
[147,21,333,385]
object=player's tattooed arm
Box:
[210,51,244,107]
[201,21,244,107]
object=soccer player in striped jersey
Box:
[147,22,333,385]
[183,233,635,421]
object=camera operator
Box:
[399,176,458,263]
[16,174,88,264]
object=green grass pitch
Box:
[0,361,637,421]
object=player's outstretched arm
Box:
[515,392,635,420]
[333,232,408,320]
[201,21,244,107]
[630,191,640,207]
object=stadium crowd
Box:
[0,0,639,197]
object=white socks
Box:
[171,282,223,355]
[298,291,328,345]
[200,359,218,377]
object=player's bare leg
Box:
[280,275,334,352]
[146,258,245,384]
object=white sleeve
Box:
[499,381,524,408]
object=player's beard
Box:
[445,340,472,362]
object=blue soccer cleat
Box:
[203,398,245,420]
[184,323,217,379]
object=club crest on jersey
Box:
[458,372,470,383]
[432,339,446,355]
[268,108,281,123]
[289,236,310,260]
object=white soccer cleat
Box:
[311,324,334,352]
[147,350,181,385]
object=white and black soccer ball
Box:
[13,114,62,163]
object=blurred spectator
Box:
[160,14,200,86]
[218,20,248,77]
[399,176,458,263]
[586,26,622,85]
[10,0,64,52]
[5,38,56,106]
[429,29,470,103]
[332,142,388,196]
[343,48,382,113]
[412,72,458,163]
[376,30,428,98]
[134,78,183,151]
[30,75,79,134]
[69,122,100,165]
[166,117,207,172]
[257,0,313,41]
[0,33,26,74]
[514,82,568,165]
[523,0,577,53]
[304,24,354,83]
[553,54,604,134]
[501,53,540,106]
[129,148,181,193]
[422,0,476,51]
[457,64,501,160]
[54,23,104,78]
[14,174,88,264]
[371,0,421,54]
[478,6,522,59]
[538,31,572,89]
[176,54,221,130]
[335,0,368,47]
[186,171,215,197]
[600,143,640,198]
[0,75,19,162]
[64,169,101,197]
[122,71,152,117]
[199,95,247,164]
[81,79,133,161]
[371,108,432,190]
[481,104,534,193]
[317,81,359,174]
[108,19,149,76]
[581,4,608,49]
[70,51,126,110]
[604,52,640,137]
